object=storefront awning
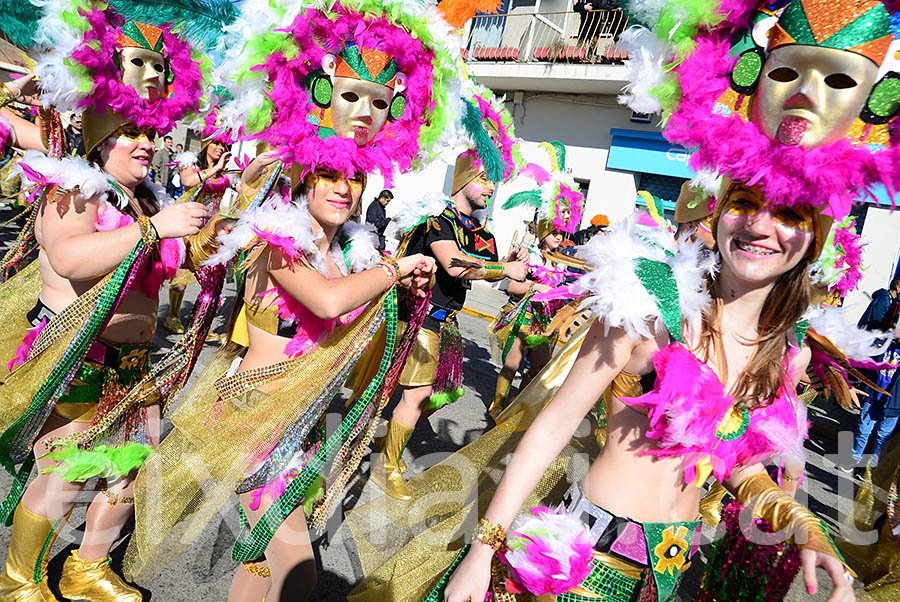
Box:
[607,129,694,179]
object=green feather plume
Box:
[462,98,504,183]
[110,0,240,49]
[502,189,542,210]
[39,442,153,482]
[0,1,42,47]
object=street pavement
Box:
[0,274,878,601]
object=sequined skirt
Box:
[126,297,386,581]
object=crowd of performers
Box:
[0,0,897,601]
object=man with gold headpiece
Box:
[371,143,531,501]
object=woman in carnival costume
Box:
[347,0,900,600]
[0,1,220,600]
[695,217,871,602]
[370,81,531,500]
[165,108,239,336]
[488,140,585,417]
[122,0,464,599]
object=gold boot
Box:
[370,419,414,501]
[0,506,63,601]
[58,550,141,602]
[488,374,513,418]
[164,287,185,334]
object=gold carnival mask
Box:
[750,44,879,147]
[116,21,168,102]
[309,45,407,146]
[119,46,165,101]
[719,0,898,149]
[330,77,393,146]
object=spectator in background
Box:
[570,213,608,246]
[847,277,900,471]
[65,113,84,157]
[151,135,174,188]
[176,143,183,154]
[574,0,622,56]
[366,189,393,250]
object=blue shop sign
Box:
[607,129,694,179]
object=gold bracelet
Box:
[242,561,271,578]
[0,84,15,108]
[481,261,505,282]
[137,215,159,247]
[474,517,506,552]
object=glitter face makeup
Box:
[715,183,815,283]
[461,173,495,210]
[306,170,365,231]
[100,127,155,187]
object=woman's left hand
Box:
[799,549,855,602]
[399,255,436,298]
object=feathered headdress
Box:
[618,0,900,222]
[808,216,866,300]
[502,140,584,236]
[215,0,466,185]
[31,0,211,150]
[461,81,524,184]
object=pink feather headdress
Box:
[217,0,464,185]
[619,0,900,220]
[33,0,210,137]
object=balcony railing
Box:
[463,9,629,65]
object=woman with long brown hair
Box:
[435,179,854,602]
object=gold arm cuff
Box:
[185,215,223,271]
[230,165,274,216]
[0,84,15,108]
[482,261,505,282]
[39,107,54,148]
[733,473,852,574]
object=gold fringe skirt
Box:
[346,320,598,602]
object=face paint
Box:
[306,169,365,227]
[462,173,495,210]
[722,192,814,237]
[750,45,878,148]
[119,47,165,101]
[329,77,392,146]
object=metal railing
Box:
[463,9,629,64]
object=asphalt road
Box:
[0,272,881,602]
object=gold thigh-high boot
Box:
[370,419,414,501]
[164,286,185,334]
[0,505,64,602]
[488,373,513,418]
[58,550,141,602]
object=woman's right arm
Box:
[267,248,436,320]
[39,192,207,280]
[444,319,639,602]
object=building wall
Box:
[844,206,900,319]
[366,92,658,255]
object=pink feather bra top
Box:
[617,341,807,488]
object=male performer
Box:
[372,147,529,500]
